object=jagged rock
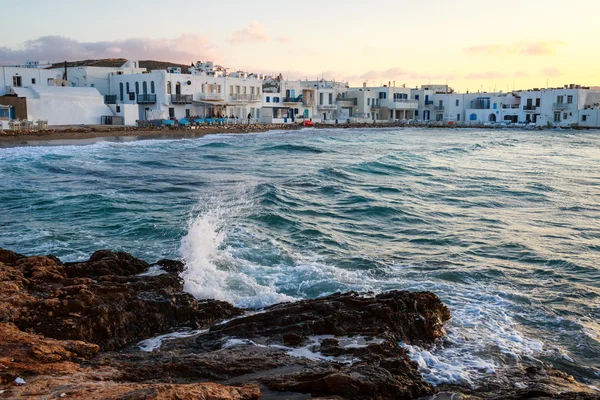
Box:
[0,248,242,350]
[1,248,596,400]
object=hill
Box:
[49,59,192,72]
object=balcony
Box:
[502,104,521,109]
[371,104,381,109]
[317,104,337,111]
[104,95,117,104]
[171,94,193,104]
[196,93,224,102]
[523,105,538,112]
[553,103,568,109]
[137,94,157,104]
[386,99,418,110]
[337,98,357,107]
[231,94,262,102]
[434,106,445,111]
[283,96,303,103]
[424,101,434,106]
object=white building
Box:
[57,60,147,96]
[6,86,113,125]
[0,66,61,96]
[344,84,416,122]
[108,61,264,124]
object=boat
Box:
[303,120,314,127]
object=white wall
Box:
[13,86,113,125]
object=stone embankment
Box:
[0,248,596,399]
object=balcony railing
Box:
[196,93,224,102]
[392,99,416,103]
[553,103,568,109]
[371,104,381,109]
[104,95,117,104]
[337,98,357,106]
[231,94,262,102]
[502,104,521,109]
[424,101,434,106]
[137,94,157,104]
[171,94,193,104]
[434,106,445,111]
[523,105,538,111]
[317,104,337,110]
[283,96,303,103]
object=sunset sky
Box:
[2,0,598,91]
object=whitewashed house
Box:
[344,84,416,122]
[107,61,264,125]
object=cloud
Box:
[277,36,291,44]
[540,67,561,77]
[0,35,217,64]
[465,71,533,80]
[229,22,270,43]
[466,41,565,56]
[358,67,455,83]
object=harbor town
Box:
[1,59,600,131]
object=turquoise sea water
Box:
[1,128,599,387]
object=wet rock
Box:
[0,249,242,350]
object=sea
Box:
[0,127,599,388]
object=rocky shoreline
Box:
[0,248,596,399]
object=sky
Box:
[1,0,598,92]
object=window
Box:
[274,97,280,103]
[367,113,370,118]
[12,76,22,87]
[319,93,324,105]
[493,103,497,110]
[415,110,419,117]
[236,85,240,94]
[216,85,221,93]
[457,114,461,121]
[116,106,121,113]
[119,83,124,101]
[167,81,171,94]
[135,82,140,94]
[230,86,234,95]
[151,81,155,94]
[142,81,147,94]
[567,95,573,104]
[329,93,333,104]
[379,92,386,99]
[242,86,247,94]
[31,78,36,84]
[563,113,568,120]
[554,112,561,122]
[556,95,564,104]
[367,98,371,106]
[536,98,540,107]
[266,96,270,103]
[582,115,587,122]
[415,95,419,100]
[126,82,130,94]
[470,113,477,121]
[456,99,459,106]
[186,109,191,118]
[251,87,255,95]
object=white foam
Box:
[137,265,166,277]
[137,329,207,352]
[179,201,295,308]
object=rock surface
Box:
[0,248,597,399]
